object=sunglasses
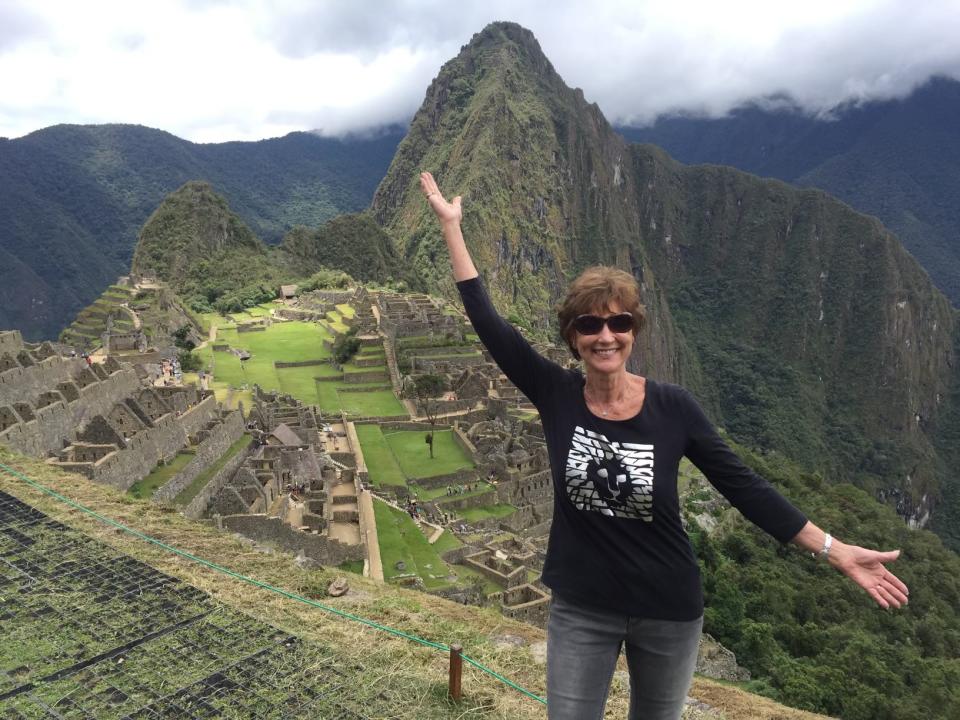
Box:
[572,313,635,335]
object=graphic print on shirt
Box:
[565,425,654,520]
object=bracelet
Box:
[816,533,833,560]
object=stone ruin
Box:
[0,330,243,493]
[208,389,366,568]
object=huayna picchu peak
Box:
[373,22,960,539]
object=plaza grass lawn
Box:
[457,504,517,522]
[128,451,195,499]
[355,425,406,487]
[337,389,406,417]
[384,430,474,479]
[336,303,355,318]
[276,366,325,404]
[373,499,451,589]
[431,530,462,553]
[173,435,253,506]
[226,322,331,363]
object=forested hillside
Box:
[0,124,403,339]
[618,77,960,306]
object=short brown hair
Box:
[557,266,646,360]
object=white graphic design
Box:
[565,426,654,520]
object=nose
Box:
[596,323,616,343]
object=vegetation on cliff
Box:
[691,443,960,720]
[279,212,422,290]
[131,181,291,314]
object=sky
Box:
[1,0,959,143]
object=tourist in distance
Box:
[419,171,910,720]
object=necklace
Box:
[585,385,625,417]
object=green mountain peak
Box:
[372,23,960,539]
[132,180,263,284]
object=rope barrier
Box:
[0,461,547,706]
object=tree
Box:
[405,374,446,459]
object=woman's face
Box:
[574,301,635,377]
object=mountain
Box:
[131,181,291,313]
[279,212,423,290]
[372,22,960,542]
[0,124,404,340]
[616,77,960,307]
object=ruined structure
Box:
[208,389,366,568]
[0,330,242,493]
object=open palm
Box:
[420,172,462,226]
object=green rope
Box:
[0,461,546,706]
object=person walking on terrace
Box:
[419,171,910,720]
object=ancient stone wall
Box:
[0,331,24,356]
[495,584,550,628]
[183,441,251,519]
[274,359,327,368]
[0,366,142,457]
[177,394,219,438]
[496,469,552,506]
[0,355,85,407]
[410,467,479,490]
[218,514,364,565]
[341,370,389,384]
[76,415,189,490]
[462,550,526,589]
[431,489,500,513]
[152,411,245,503]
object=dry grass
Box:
[0,448,833,719]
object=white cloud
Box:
[1,0,959,141]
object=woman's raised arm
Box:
[420,172,478,281]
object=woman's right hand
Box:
[420,172,462,227]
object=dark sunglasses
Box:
[572,313,635,335]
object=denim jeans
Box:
[546,593,703,720]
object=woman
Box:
[419,172,909,720]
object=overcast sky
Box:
[2,0,959,143]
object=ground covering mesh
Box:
[0,490,392,718]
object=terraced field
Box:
[195,310,404,418]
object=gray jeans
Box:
[547,593,703,720]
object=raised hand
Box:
[420,172,462,227]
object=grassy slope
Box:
[0,449,831,720]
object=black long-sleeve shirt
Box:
[458,277,807,620]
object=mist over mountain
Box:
[372,22,960,545]
[0,124,404,340]
[617,77,960,307]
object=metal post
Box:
[448,643,463,701]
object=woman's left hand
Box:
[831,544,909,609]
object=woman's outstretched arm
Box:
[791,521,910,609]
[420,172,477,281]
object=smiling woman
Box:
[419,170,910,720]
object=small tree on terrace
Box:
[405,374,446,459]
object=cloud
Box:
[1,0,959,141]
[0,2,47,53]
